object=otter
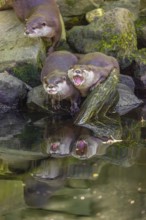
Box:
[42,120,79,157]
[12,0,62,52]
[68,52,120,97]
[41,51,81,113]
[71,127,111,159]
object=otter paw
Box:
[52,103,61,110]
[70,103,80,114]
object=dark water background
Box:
[0,104,146,220]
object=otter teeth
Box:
[73,75,84,86]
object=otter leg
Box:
[70,93,81,114]
[51,98,61,110]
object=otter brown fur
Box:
[41,51,81,113]
[68,52,120,97]
[12,0,62,52]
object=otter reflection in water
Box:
[42,119,112,159]
[71,127,112,160]
[42,120,80,157]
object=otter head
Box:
[68,65,95,89]
[42,73,69,97]
[24,16,54,38]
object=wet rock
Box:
[0,112,47,162]
[0,112,26,139]
[26,85,71,116]
[0,10,46,87]
[133,49,146,91]
[119,74,135,92]
[116,83,143,115]
[67,8,137,68]
[0,71,28,112]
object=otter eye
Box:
[42,22,46,26]
[75,69,81,74]
[55,80,61,84]
[32,27,36,30]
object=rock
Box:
[102,0,140,20]
[86,8,105,23]
[0,71,29,112]
[0,0,12,10]
[0,112,47,162]
[0,10,46,87]
[135,17,146,48]
[115,83,143,115]
[26,85,71,116]
[119,74,135,92]
[133,49,146,91]
[27,85,49,114]
[56,0,103,17]
[67,8,137,68]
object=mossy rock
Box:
[135,17,146,48]
[67,7,137,68]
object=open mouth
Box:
[75,140,88,156]
[46,87,57,95]
[73,75,84,86]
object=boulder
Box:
[135,17,146,48]
[102,0,140,20]
[0,71,29,112]
[67,8,137,68]
[0,10,46,87]
[116,83,143,115]
[133,49,146,92]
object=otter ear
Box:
[69,66,73,70]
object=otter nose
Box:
[48,84,54,88]
[25,30,30,35]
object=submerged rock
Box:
[67,8,137,68]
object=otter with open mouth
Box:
[41,51,81,113]
[68,52,120,97]
[12,0,62,53]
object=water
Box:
[0,105,146,220]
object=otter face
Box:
[68,65,95,89]
[43,75,69,97]
[72,135,100,159]
[25,17,55,38]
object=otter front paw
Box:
[70,102,80,114]
[51,100,61,110]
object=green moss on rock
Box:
[12,63,41,87]
[67,8,137,67]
